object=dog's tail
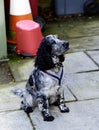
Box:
[11,88,25,98]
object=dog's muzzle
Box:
[62,41,69,52]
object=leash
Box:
[44,67,63,86]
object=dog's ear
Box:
[35,38,55,71]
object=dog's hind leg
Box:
[21,90,34,113]
[37,94,54,121]
[12,88,34,113]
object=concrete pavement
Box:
[1,50,99,130]
[1,17,99,130]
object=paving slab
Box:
[9,59,34,82]
[9,52,99,82]
[0,61,14,85]
[86,50,99,65]
[64,86,76,102]
[44,19,99,52]
[64,51,99,73]
[30,99,99,130]
[0,110,33,130]
[66,20,99,38]
[0,82,26,112]
[65,71,99,100]
[69,35,99,52]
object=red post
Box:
[29,0,38,17]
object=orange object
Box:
[16,20,43,56]
[8,0,33,44]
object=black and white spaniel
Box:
[12,35,70,121]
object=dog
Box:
[12,35,70,121]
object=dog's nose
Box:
[63,41,69,48]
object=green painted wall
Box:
[0,0,7,59]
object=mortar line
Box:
[0,108,21,113]
[27,114,36,130]
[66,85,78,101]
[77,69,99,74]
[84,51,99,67]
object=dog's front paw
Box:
[59,104,69,113]
[42,110,54,121]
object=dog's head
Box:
[35,35,69,71]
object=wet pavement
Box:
[1,16,99,130]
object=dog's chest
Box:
[39,68,64,96]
